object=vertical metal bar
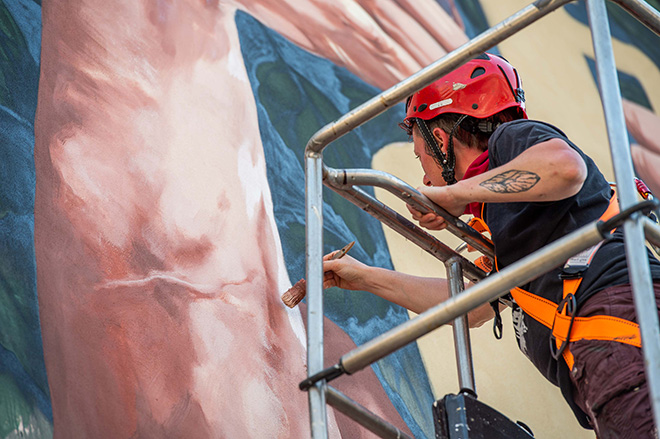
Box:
[447,259,476,393]
[306,151,328,438]
[587,0,660,429]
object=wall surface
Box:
[0,0,658,438]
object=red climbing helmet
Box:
[402,53,527,128]
[400,53,527,185]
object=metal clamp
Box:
[299,363,345,391]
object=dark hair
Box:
[427,107,524,152]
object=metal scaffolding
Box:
[301,0,660,437]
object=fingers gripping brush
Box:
[280,241,355,308]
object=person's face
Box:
[412,124,447,187]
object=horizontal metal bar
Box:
[644,217,660,248]
[611,0,660,36]
[304,0,573,157]
[325,167,494,256]
[340,220,606,374]
[325,387,414,439]
[326,184,486,283]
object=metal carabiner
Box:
[549,293,577,361]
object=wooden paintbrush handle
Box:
[280,241,355,308]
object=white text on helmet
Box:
[429,99,453,111]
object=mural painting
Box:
[0,0,658,438]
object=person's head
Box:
[400,53,527,185]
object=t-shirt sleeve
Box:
[488,120,569,167]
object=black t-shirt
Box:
[485,119,660,426]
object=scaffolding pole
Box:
[301,218,608,383]
[325,387,414,439]
[612,0,660,35]
[306,150,328,438]
[587,0,660,427]
[446,259,476,393]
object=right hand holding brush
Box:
[280,241,355,308]
[322,254,370,291]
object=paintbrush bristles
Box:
[281,278,307,308]
[281,241,355,308]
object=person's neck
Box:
[455,144,486,180]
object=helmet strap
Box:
[416,118,456,185]
[446,114,469,184]
[416,115,468,186]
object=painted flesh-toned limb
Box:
[34,0,472,436]
[622,99,660,195]
[35,1,332,437]
[34,0,448,436]
[232,0,467,89]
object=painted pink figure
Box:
[623,100,660,196]
[232,0,466,90]
[36,2,316,436]
[35,0,464,436]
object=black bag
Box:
[433,392,534,439]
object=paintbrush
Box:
[280,241,355,308]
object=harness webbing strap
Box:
[508,286,556,328]
[474,192,641,370]
[553,315,641,345]
[508,287,641,343]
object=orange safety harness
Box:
[468,193,642,370]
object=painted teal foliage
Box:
[454,0,493,38]
[0,0,52,436]
[0,372,33,437]
[236,10,438,438]
[584,55,654,111]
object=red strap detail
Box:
[636,178,652,200]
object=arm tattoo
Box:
[479,170,540,193]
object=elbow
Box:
[467,304,496,328]
[555,148,588,198]
[562,158,587,197]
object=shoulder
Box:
[491,119,568,146]
[488,119,571,165]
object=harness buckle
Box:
[549,293,577,361]
[558,266,586,280]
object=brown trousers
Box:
[569,283,660,439]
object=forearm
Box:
[362,266,450,314]
[361,266,494,327]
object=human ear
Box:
[432,127,449,153]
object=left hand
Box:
[406,204,449,230]
[406,185,467,230]
[417,185,467,217]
